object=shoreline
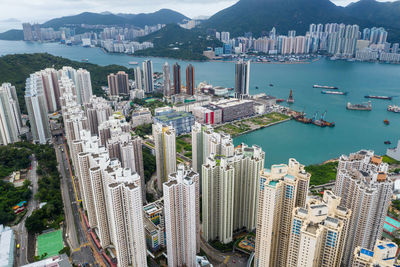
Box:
[230,117,292,138]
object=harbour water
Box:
[1,40,399,165]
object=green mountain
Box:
[0,53,130,113]
[134,24,222,60]
[202,0,359,36]
[42,9,188,29]
[345,0,400,29]
[0,29,23,41]
[202,0,400,42]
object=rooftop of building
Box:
[154,111,194,122]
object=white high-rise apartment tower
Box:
[0,83,22,145]
[106,168,147,267]
[134,67,143,90]
[153,123,176,191]
[333,150,393,266]
[286,190,351,267]
[25,74,51,144]
[163,164,199,267]
[76,68,93,104]
[255,159,310,267]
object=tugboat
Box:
[287,90,294,104]
[384,141,391,145]
[293,113,312,124]
[276,99,285,103]
[384,119,390,125]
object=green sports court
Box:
[37,229,64,258]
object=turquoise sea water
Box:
[1,40,399,165]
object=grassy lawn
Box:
[383,155,400,165]
[305,161,338,186]
[215,112,290,136]
[176,135,191,154]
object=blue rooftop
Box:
[387,243,396,248]
[269,181,278,187]
[378,245,385,250]
[360,249,374,257]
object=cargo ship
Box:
[364,95,392,100]
[313,85,338,89]
[287,90,294,104]
[293,113,312,124]
[387,105,400,113]
[347,101,372,111]
[293,111,335,127]
[321,90,347,95]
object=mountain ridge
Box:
[201,0,400,42]
[41,9,189,29]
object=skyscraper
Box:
[286,191,351,267]
[202,154,235,244]
[173,63,181,94]
[76,68,93,104]
[254,159,310,267]
[107,71,129,96]
[234,60,250,99]
[164,164,199,267]
[106,169,147,267]
[163,62,171,97]
[134,67,143,90]
[186,64,195,96]
[25,74,51,144]
[333,150,393,266]
[152,124,176,191]
[142,60,154,93]
[84,96,113,135]
[22,23,33,41]
[0,83,22,145]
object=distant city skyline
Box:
[0,0,397,26]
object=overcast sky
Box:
[0,0,397,23]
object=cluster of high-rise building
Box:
[253,150,396,267]
[162,62,196,97]
[212,23,399,62]
[22,22,162,48]
[133,60,154,93]
[24,67,92,144]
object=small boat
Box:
[81,59,89,62]
[388,105,400,113]
[129,61,139,65]
[276,99,285,103]
[384,119,390,125]
[384,141,391,145]
[365,95,392,100]
[321,90,347,95]
[255,86,259,89]
[287,89,294,104]
[269,84,274,87]
[313,85,338,89]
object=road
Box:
[13,156,38,266]
[199,235,247,267]
[55,139,80,250]
[54,136,87,246]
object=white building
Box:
[25,74,51,144]
[0,83,22,145]
[153,123,176,191]
[254,159,310,267]
[164,165,199,267]
[333,150,393,266]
